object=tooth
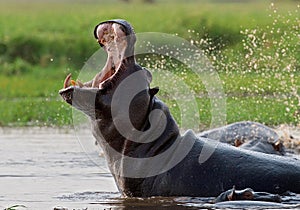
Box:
[71,80,77,86]
[77,80,84,88]
[63,73,72,88]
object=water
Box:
[0,127,300,210]
[0,127,117,210]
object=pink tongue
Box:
[101,70,113,83]
[63,73,72,88]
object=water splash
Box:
[137,2,299,128]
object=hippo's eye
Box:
[244,192,253,199]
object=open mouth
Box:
[62,22,127,91]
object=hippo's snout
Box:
[59,86,74,105]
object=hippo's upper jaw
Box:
[59,20,136,111]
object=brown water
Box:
[0,127,299,210]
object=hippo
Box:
[59,19,300,197]
[214,186,281,203]
[197,121,286,155]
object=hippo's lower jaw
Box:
[59,86,101,119]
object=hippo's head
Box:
[59,19,155,124]
[215,186,281,203]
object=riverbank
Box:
[275,124,300,154]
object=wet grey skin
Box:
[59,19,300,197]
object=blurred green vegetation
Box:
[0,0,299,128]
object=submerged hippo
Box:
[197,121,286,155]
[214,186,281,203]
[59,19,300,197]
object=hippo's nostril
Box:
[59,87,74,105]
[65,91,73,104]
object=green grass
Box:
[167,96,299,131]
[0,1,298,68]
[160,70,300,130]
[0,0,299,128]
[0,99,72,126]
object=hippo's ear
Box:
[149,87,159,97]
[272,141,282,152]
[234,139,243,147]
[227,186,236,201]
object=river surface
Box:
[0,127,299,210]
